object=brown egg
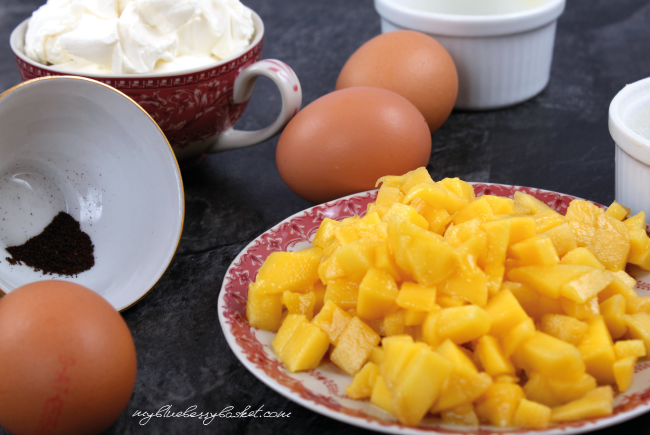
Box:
[276,86,431,204]
[336,30,458,133]
[0,281,137,435]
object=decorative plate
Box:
[218,183,650,434]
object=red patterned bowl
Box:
[9,11,302,162]
[219,184,650,434]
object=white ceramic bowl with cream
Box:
[0,76,184,311]
[374,0,566,110]
[610,76,650,216]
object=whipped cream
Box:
[24,0,255,74]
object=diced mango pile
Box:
[245,167,650,428]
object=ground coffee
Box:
[5,211,95,276]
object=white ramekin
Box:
[374,0,566,110]
[609,77,650,216]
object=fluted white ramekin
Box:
[610,77,650,216]
[374,0,566,110]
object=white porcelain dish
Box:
[219,184,650,434]
[374,0,566,110]
[610,76,650,217]
[0,76,184,311]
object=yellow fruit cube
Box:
[330,316,381,376]
[506,215,537,245]
[282,290,316,320]
[505,281,564,321]
[590,228,630,272]
[388,217,456,286]
[614,339,646,359]
[475,382,525,427]
[324,278,359,311]
[345,361,380,399]
[561,247,606,270]
[623,313,650,355]
[381,203,428,230]
[480,218,511,295]
[543,222,578,258]
[508,264,593,299]
[312,218,340,249]
[255,247,322,294]
[484,289,530,338]
[440,265,488,307]
[246,282,283,332]
[369,346,385,365]
[357,268,399,321]
[600,294,628,339]
[312,280,326,315]
[396,167,435,194]
[547,372,598,405]
[560,269,613,304]
[395,281,436,312]
[403,182,469,215]
[383,310,406,336]
[370,375,395,415]
[561,296,601,320]
[514,191,555,214]
[475,335,515,377]
[484,194,515,215]
[334,239,376,283]
[311,299,353,344]
[551,386,613,422]
[538,314,588,346]
[501,317,536,358]
[606,201,631,220]
[577,316,616,385]
[273,314,330,372]
[373,241,403,282]
[423,305,492,346]
[625,210,646,230]
[390,347,453,426]
[432,369,492,413]
[318,251,346,283]
[438,177,476,202]
[628,228,650,267]
[452,196,494,224]
[533,209,566,232]
[513,398,552,429]
[508,234,560,267]
[613,356,636,392]
[517,331,586,381]
[376,184,404,208]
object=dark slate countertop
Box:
[1,0,650,434]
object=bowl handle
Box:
[206,60,302,153]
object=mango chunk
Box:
[613,356,636,392]
[345,361,380,400]
[311,299,353,344]
[508,264,593,299]
[330,316,381,376]
[484,289,530,338]
[551,386,614,422]
[357,267,399,321]
[370,375,395,415]
[396,281,436,312]
[560,269,613,304]
[273,314,330,372]
[255,247,323,294]
[475,382,525,427]
[246,282,283,332]
[513,398,552,429]
[508,235,560,267]
[538,314,588,346]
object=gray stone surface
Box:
[1,0,650,434]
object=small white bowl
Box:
[374,0,566,110]
[0,76,184,311]
[609,76,650,216]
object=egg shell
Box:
[336,30,458,133]
[0,281,137,435]
[276,86,431,204]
